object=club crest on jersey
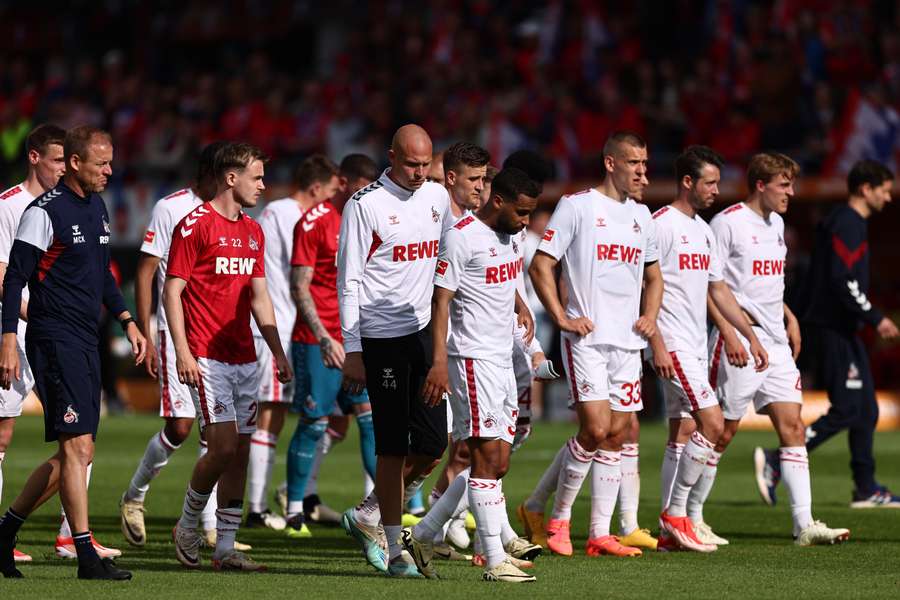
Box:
[512,241,519,254]
[249,236,259,251]
[389,215,399,225]
[543,229,555,242]
[71,224,85,244]
[488,247,497,257]
[432,206,440,222]
[436,259,448,276]
[632,219,641,233]
[596,217,606,227]
[63,405,79,424]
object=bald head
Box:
[388,124,433,191]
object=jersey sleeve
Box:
[337,199,374,353]
[253,225,265,278]
[537,196,578,260]
[15,206,54,251]
[704,223,724,282]
[0,203,17,263]
[826,216,884,326]
[291,215,321,268]
[166,216,201,281]
[141,202,172,258]
[643,215,659,263]
[709,215,733,267]
[433,228,468,293]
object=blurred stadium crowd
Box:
[3,0,900,186]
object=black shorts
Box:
[361,325,448,458]
[26,338,101,442]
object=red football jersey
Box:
[291,202,341,344]
[167,202,265,364]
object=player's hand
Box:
[176,351,201,388]
[144,338,159,378]
[517,309,535,345]
[320,335,346,369]
[422,361,450,407]
[749,338,769,372]
[342,352,366,395]
[557,315,594,337]
[0,333,21,390]
[653,350,676,380]
[275,352,293,383]
[126,322,147,366]
[532,354,559,380]
[634,315,658,340]
[876,317,899,340]
[786,316,802,361]
[511,418,531,452]
[722,330,749,367]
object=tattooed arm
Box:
[291,265,345,369]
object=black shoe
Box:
[77,557,133,580]
[0,536,22,579]
[245,511,265,528]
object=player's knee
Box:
[165,419,193,445]
[701,419,725,444]
[578,424,606,449]
[781,418,806,444]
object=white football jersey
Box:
[141,188,203,331]
[0,183,35,336]
[538,188,659,350]
[434,215,522,366]
[709,202,788,344]
[338,170,451,352]
[250,198,304,343]
[653,205,722,354]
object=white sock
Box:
[780,446,813,534]
[363,470,374,497]
[524,444,565,513]
[198,442,217,530]
[550,437,593,521]
[660,442,685,511]
[353,492,381,527]
[468,478,505,568]
[307,433,332,497]
[500,496,519,546]
[384,524,403,561]
[179,485,212,530]
[126,430,180,502]
[403,473,428,506]
[248,430,277,513]
[414,469,469,540]
[588,450,621,539]
[213,506,242,559]
[618,443,640,534]
[0,451,5,504]
[60,462,92,538]
[287,500,303,518]
[667,431,714,517]
[687,450,720,524]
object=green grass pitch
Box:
[2,414,899,598]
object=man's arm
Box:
[513,289,534,344]
[134,254,161,376]
[0,240,44,389]
[422,286,454,407]
[708,280,768,370]
[784,302,801,361]
[529,251,593,336]
[103,261,146,366]
[0,263,28,321]
[337,201,372,393]
[163,275,201,388]
[251,276,293,383]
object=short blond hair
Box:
[746,152,799,193]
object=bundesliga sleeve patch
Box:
[143,230,156,244]
[436,259,448,276]
[542,229,555,242]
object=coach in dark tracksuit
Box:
[0,126,146,580]
[800,160,899,507]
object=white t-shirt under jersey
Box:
[250,197,304,344]
[434,214,522,367]
[141,188,203,331]
[538,188,659,350]
[653,204,723,354]
[0,183,35,337]
[338,169,451,353]
[710,202,788,344]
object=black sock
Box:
[0,509,26,541]
[72,531,99,565]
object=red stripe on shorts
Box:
[160,330,172,417]
[670,352,699,411]
[197,373,211,427]
[709,334,724,387]
[564,338,579,403]
[271,356,280,402]
[465,358,479,436]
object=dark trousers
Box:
[805,327,878,494]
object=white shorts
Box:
[661,351,718,419]
[252,337,294,404]
[446,400,453,435]
[561,332,643,412]
[157,330,196,419]
[0,329,34,418]
[192,357,259,434]
[709,327,802,421]
[448,357,517,444]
